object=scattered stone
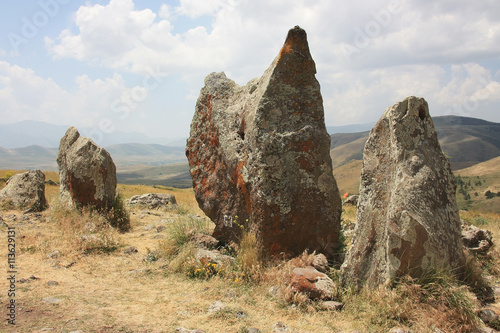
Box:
[46,250,61,259]
[45,180,57,185]
[0,170,47,212]
[127,193,177,209]
[30,275,40,280]
[321,301,344,311]
[17,278,29,283]
[272,321,290,332]
[21,215,30,221]
[123,246,138,255]
[176,328,205,333]
[42,297,61,304]
[341,96,466,289]
[40,329,55,332]
[57,127,117,211]
[156,225,166,233]
[476,327,500,333]
[186,26,342,260]
[389,329,412,333]
[224,291,237,299]
[196,249,235,267]
[312,253,329,273]
[343,195,359,206]
[191,233,219,249]
[289,266,335,300]
[268,285,281,298]
[68,330,84,333]
[5,214,17,221]
[235,310,247,319]
[144,224,155,231]
[247,329,262,333]
[47,281,59,286]
[208,301,226,313]
[462,222,493,253]
[152,234,165,239]
[479,308,499,324]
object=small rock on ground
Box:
[479,308,499,324]
[272,321,290,332]
[176,328,205,333]
[321,301,344,311]
[208,301,226,313]
[42,297,61,304]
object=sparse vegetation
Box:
[3,168,500,332]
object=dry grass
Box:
[2,170,500,332]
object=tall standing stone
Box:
[186,26,342,259]
[57,127,117,211]
[341,96,466,289]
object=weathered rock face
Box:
[341,96,466,289]
[57,127,117,211]
[0,170,47,212]
[186,26,342,259]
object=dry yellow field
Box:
[1,169,500,332]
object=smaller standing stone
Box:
[57,127,117,211]
[0,170,47,212]
[341,96,466,289]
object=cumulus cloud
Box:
[0,60,146,128]
[38,0,500,128]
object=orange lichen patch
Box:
[296,155,314,172]
[297,139,315,154]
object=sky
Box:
[0,0,499,144]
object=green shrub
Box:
[107,194,130,232]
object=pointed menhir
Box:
[186,26,342,260]
[341,96,466,289]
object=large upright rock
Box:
[57,127,117,211]
[186,26,342,259]
[341,96,466,289]
[0,170,47,212]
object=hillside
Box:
[0,143,187,172]
[330,115,500,170]
[116,162,192,188]
[454,156,500,213]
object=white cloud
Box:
[322,63,500,126]
[35,0,500,129]
[0,60,146,129]
[175,0,236,18]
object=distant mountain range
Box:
[0,143,188,171]
[1,116,499,187]
[331,115,500,170]
[0,120,186,148]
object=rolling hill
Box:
[0,143,187,171]
[330,115,500,170]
